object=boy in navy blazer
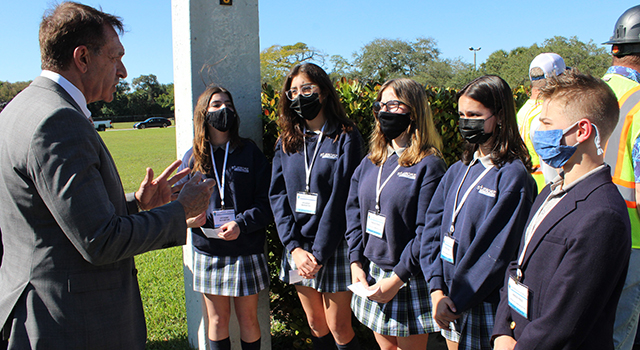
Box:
[492,70,631,350]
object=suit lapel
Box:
[520,167,612,267]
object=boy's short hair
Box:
[538,70,619,141]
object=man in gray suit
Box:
[0,2,215,349]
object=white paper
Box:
[201,227,223,239]
[288,269,305,284]
[348,282,380,298]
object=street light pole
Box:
[469,47,481,71]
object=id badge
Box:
[213,209,235,228]
[508,275,529,319]
[296,192,318,214]
[366,211,386,239]
[441,235,456,264]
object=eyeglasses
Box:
[286,84,318,101]
[373,100,408,114]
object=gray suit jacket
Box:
[0,77,187,349]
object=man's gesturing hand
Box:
[135,160,191,210]
[177,171,216,221]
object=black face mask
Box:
[377,111,412,140]
[458,115,494,144]
[206,107,237,132]
[290,93,322,121]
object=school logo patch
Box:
[232,166,250,173]
[397,172,417,180]
[477,185,496,197]
[320,153,338,160]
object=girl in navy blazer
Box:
[269,63,364,350]
[420,75,536,350]
[178,86,272,350]
[345,78,447,350]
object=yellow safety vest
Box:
[517,99,546,192]
[604,73,640,248]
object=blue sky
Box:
[1,0,637,84]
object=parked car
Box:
[133,117,172,129]
[93,120,112,132]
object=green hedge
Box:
[261,79,529,347]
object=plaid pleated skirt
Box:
[278,239,351,293]
[441,301,497,350]
[193,251,269,297]
[351,261,438,337]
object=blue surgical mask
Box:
[532,121,603,169]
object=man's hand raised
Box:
[177,171,216,221]
[135,160,190,210]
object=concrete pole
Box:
[171,1,267,349]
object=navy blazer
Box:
[492,165,631,350]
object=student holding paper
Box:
[345,78,446,350]
[420,75,536,350]
[177,86,272,350]
[269,63,364,350]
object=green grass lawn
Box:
[99,125,192,350]
[110,121,136,129]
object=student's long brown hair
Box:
[277,63,354,154]
[369,78,443,167]
[190,86,242,174]
[458,75,532,171]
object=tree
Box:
[0,81,31,104]
[328,54,355,81]
[352,37,441,83]
[260,42,326,87]
[542,36,610,76]
[156,83,174,111]
[88,76,174,120]
[0,80,31,113]
[441,58,482,89]
[481,36,610,88]
[132,74,164,104]
[93,81,131,118]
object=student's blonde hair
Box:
[368,78,443,167]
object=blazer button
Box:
[510,321,516,330]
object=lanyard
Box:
[303,124,325,192]
[209,141,230,208]
[449,159,493,234]
[375,159,402,213]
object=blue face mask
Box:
[532,121,603,169]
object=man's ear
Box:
[575,119,593,143]
[72,45,90,74]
